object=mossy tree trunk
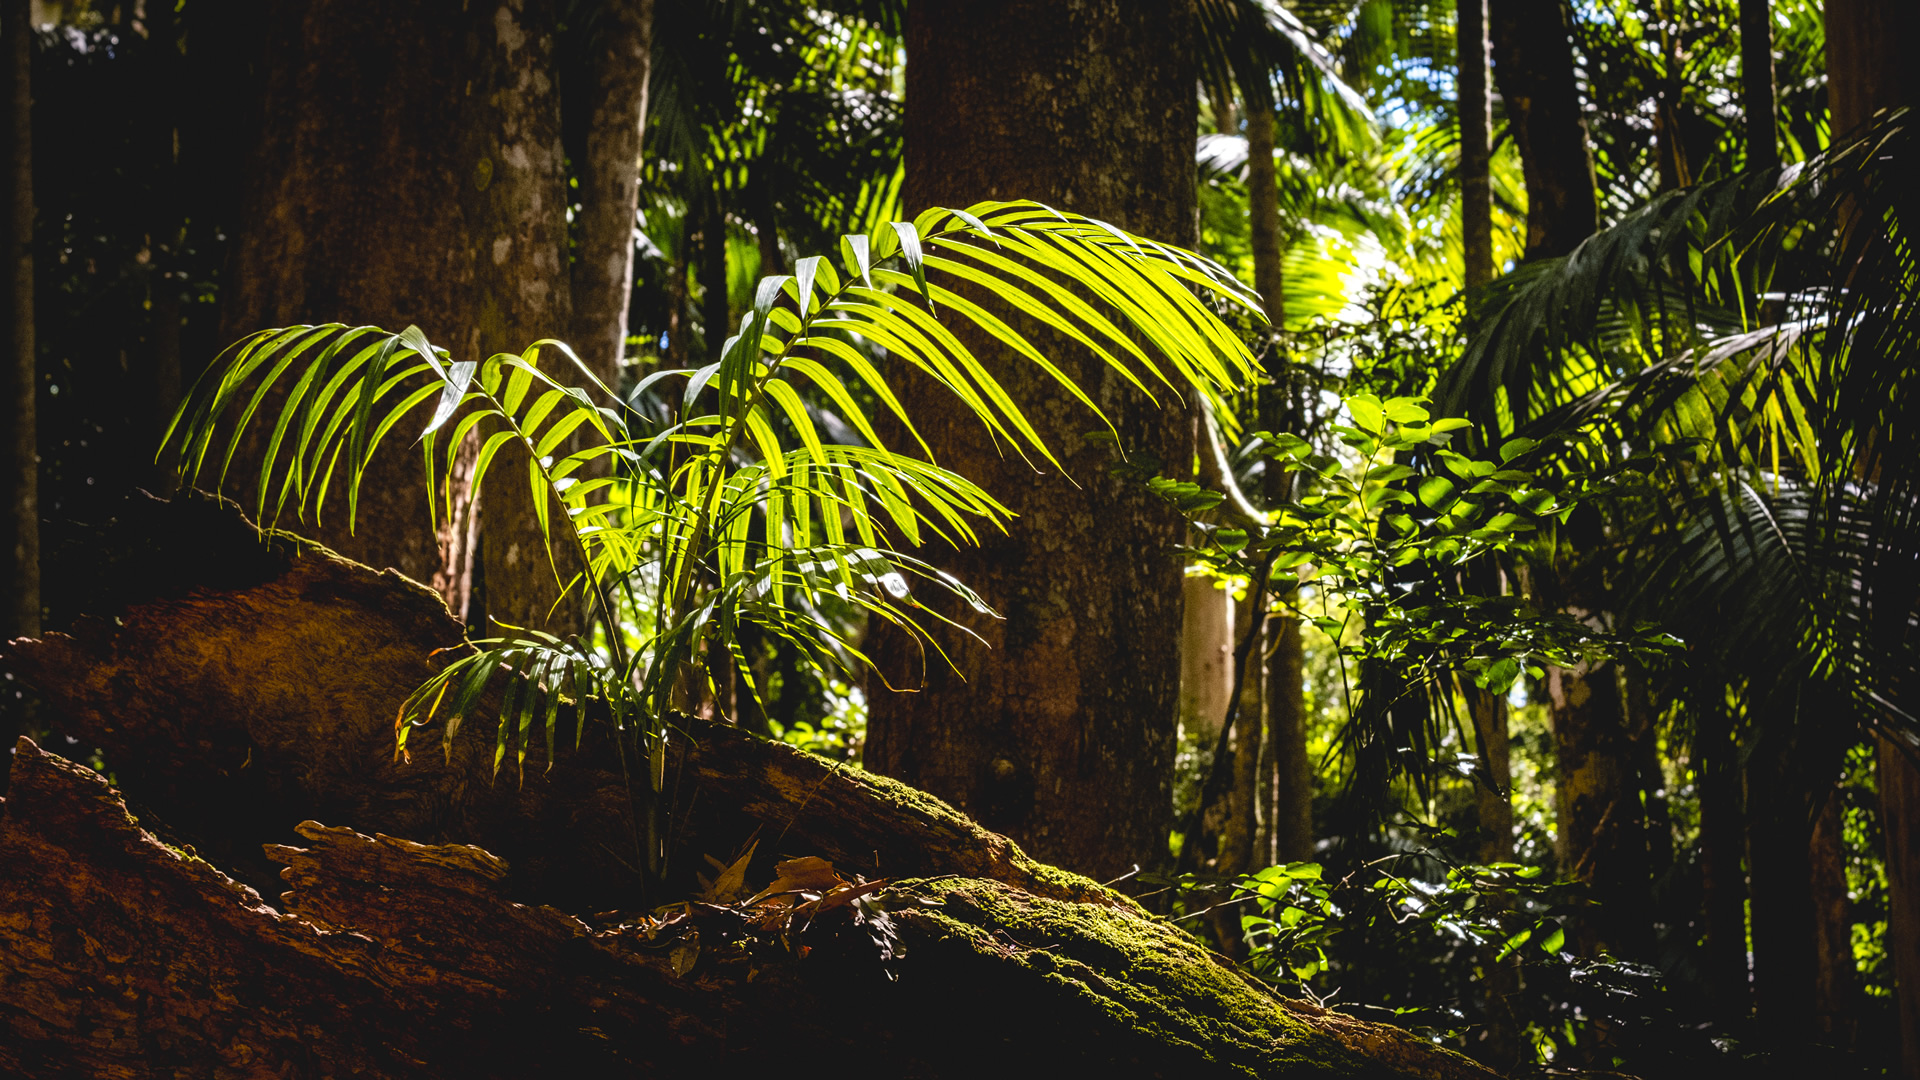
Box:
[0,492,1499,1080]
[865,0,1198,882]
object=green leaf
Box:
[1347,394,1385,433]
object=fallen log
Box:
[0,493,1497,1077]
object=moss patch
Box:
[878,877,1369,1077]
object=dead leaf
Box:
[694,839,758,903]
[745,856,845,906]
[669,934,700,977]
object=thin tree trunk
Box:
[1546,661,1649,959]
[1653,0,1693,190]
[1265,613,1312,864]
[866,0,1197,881]
[1486,0,1597,258]
[1625,665,1673,877]
[1696,704,1751,1021]
[1809,791,1856,1049]
[3,0,36,645]
[145,0,184,489]
[1246,97,1311,869]
[700,193,728,364]
[219,0,569,632]
[1738,0,1778,172]
[569,0,653,390]
[1180,573,1235,744]
[1468,683,1521,1072]
[1745,728,1817,1036]
[1881,735,1920,1080]
[1457,0,1495,296]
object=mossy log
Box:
[0,493,1495,1078]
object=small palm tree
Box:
[163,200,1261,890]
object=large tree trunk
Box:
[0,492,1497,1080]
[217,0,570,632]
[1826,4,1918,1072]
[1457,0,1495,295]
[3,0,37,647]
[865,0,1197,881]
[568,0,654,389]
[1486,0,1596,258]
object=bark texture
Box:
[569,0,654,389]
[218,0,571,632]
[1738,0,1778,172]
[1546,661,1649,959]
[866,0,1198,880]
[4,0,37,643]
[0,493,1498,1080]
[1486,0,1597,258]
[1457,0,1496,295]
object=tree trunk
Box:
[1653,0,1693,190]
[470,0,576,636]
[0,492,1500,1080]
[1745,730,1817,1036]
[3,0,37,646]
[1457,0,1495,296]
[217,0,569,632]
[1246,96,1312,870]
[1468,683,1522,1072]
[568,0,654,390]
[1486,0,1596,258]
[1809,791,1856,1049]
[865,0,1197,881]
[700,192,729,364]
[1738,0,1778,172]
[1546,661,1649,959]
[1180,573,1235,743]
[1825,7,1916,1072]
[1881,734,1920,1080]
[1696,704,1751,1021]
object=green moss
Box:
[885,878,1367,1077]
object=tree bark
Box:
[1696,704,1751,1021]
[569,0,654,390]
[1246,95,1312,871]
[1457,0,1495,296]
[1486,0,1596,258]
[865,0,1198,881]
[217,0,570,632]
[1744,729,1817,1036]
[1468,683,1522,1072]
[3,0,37,645]
[1738,0,1778,172]
[1881,734,1920,1080]
[471,0,577,636]
[1809,791,1856,1049]
[0,493,1500,1080]
[1180,573,1235,743]
[1546,661,1649,959]
[1825,7,1916,1071]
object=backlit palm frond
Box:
[161,201,1262,893]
